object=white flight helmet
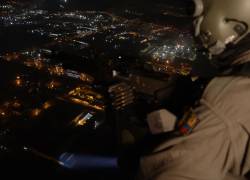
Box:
[193,0,250,55]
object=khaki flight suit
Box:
[138,76,250,180]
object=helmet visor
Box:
[193,0,204,17]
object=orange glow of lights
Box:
[0,110,6,116]
[70,97,104,111]
[43,101,53,110]
[48,66,65,76]
[12,100,21,108]
[15,76,22,87]
[47,80,61,90]
[76,119,87,126]
[34,60,44,70]
[79,73,94,83]
[31,108,42,117]
[3,53,19,61]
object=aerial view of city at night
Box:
[5,0,249,179]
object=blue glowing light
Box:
[59,153,118,170]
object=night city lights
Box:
[0,0,213,179]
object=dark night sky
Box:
[24,0,194,12]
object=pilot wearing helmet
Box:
[137,0,250,179]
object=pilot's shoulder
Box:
[203,76,250,108]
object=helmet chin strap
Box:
[232,49,250,65]
[207,33,247,59]
[210,34,250,67]
[208,41,226,56]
